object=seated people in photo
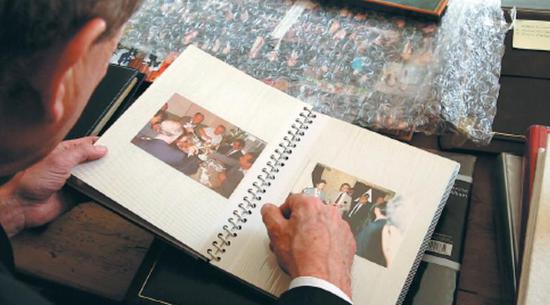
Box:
[217,139,245,160]
[356,202,399,268]
[217,152,257,198]
[302,179,328,203]
[199,124,226,148]
[344,192,373,235]
[138,109,167,139]
[178,127,229,176]
[332,183,352,215]
[180,112,205,135]
[133,120,185,166]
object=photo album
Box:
[70,46,459,305]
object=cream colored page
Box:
[72,46,306,256]
[520,148,550,305]
[214,114,458,305]
[513,19,550,52]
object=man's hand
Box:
[261,194,356,298]
[0,137,107,237]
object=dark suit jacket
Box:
[218,165,245,198]
[132,137,186,167]
[344,202,373,234]
[217,144,244,160]
[278,286,350,305]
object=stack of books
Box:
[496,125,550,305]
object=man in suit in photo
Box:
[0,2,355,305]
[344,193,374,235]
[217,152,257,198]
[332,183,353,215]
[217,139,245,160]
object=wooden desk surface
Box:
[11,202,153,301]
[9,136,512,305]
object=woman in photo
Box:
[356,204,401,267]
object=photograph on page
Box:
[131,93,267,199]
[291,162,406,268]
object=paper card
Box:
[513,19,550,52]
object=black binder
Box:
[66,64,143,139]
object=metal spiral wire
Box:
[207,107,317,261]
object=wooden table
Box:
[11,202,153,302]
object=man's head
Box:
[239,152,257,170]
[214,125,226,135]
[0,0,142,175]
[231,139,245,150]
[191,112,204,124]
[358,193,370,204]
[315,179,327,190]
[375,196,386,205]
[150,110,167,127]
[373,204,388,219]
[339,183,351,193]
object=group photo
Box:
[293,163,401,268]
[132,93,266,198]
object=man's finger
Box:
[281,194,320,219]
[64,136,100,147]
[64,137,108,167]
[261,203,286,234]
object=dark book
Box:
[351,0,448,19]
[495,153,524,303]
[404,152,476,305]
[65,64,142,140]
[126,240,274,305]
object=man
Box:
[0,1,355,305]
[217,139,245,160]
[138,106,168,138]
[180,112,205,135]
[217,152,256,198]
[199,124,226,148]
[332,183,353,215]
[344,193,373,235]
[132,120,185,166]
[302,179,328,203]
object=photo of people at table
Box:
[131,93,266,199]
[295,163,400,268]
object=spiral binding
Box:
[207,107,317,261]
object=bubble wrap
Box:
[114,0,508,143]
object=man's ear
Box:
[47,18,107,122]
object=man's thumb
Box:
[66,137,108,166]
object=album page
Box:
[213,113,459,305]
[71,46,309,258]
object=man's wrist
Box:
[292,265,352,299]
